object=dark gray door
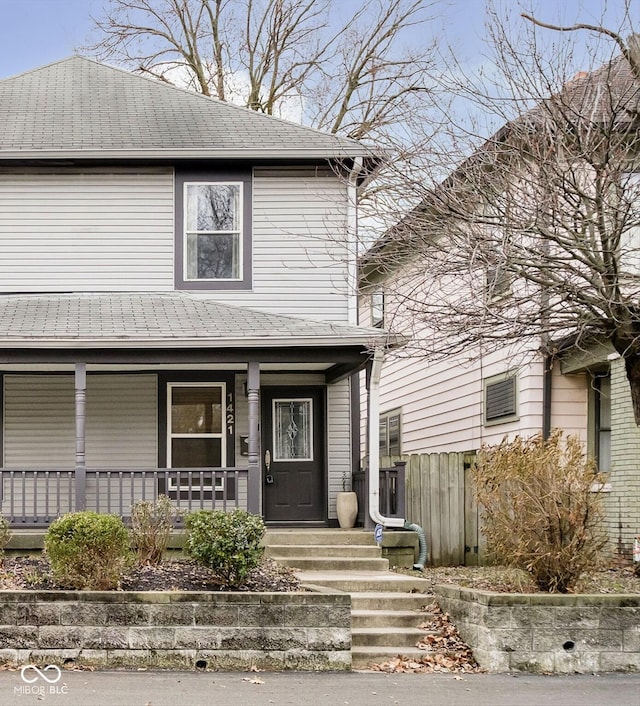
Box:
[261,387,325,523]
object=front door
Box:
[261,386,325,523]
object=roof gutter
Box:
[368,347,405,528]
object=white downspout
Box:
[368,347,405,528]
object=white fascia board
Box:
[0,335,389,349]
[0,148,373,161]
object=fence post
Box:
[394,460,406,519]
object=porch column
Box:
[247,361,261,514]
[75,363,87,510]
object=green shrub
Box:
[473,430,608,593]
[184,509,265,587]
[44,511,131,590]
[130,495,178,566]
[0,515,10,560]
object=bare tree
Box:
[361,4,640,422]
[85,0,437,144]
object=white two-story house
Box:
[0,56,393,528]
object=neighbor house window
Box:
[594,373,611,473]
[484,372,518,425]
[379,409,401,456]
[175,170,252,290]
[371,291,385,328]
[485,262,511,300]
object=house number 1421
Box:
[227,393,234,435]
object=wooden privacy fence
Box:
[380,452,484,567]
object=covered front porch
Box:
[0,293,395,528]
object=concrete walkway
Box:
[2,670,638,706]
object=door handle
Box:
[265,474,274,484]
[264,449,271,472]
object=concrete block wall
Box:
[434,585,640,673]
[608,358,640,559]
[0,591,352,671]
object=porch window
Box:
[167,384,226,495]
[379,409,401,456]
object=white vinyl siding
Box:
[327,378,352,519]
[0,168,174,292]
[4,375,157,468]
[211,167,352,321]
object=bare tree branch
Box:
[362,7,640,422]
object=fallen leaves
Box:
[369,604,481,675]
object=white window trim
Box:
[167,382,227,491]
[183,181,243,282]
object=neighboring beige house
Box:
[359,53,640,561]
[0,56,395,528]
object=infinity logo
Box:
[20,665,62,684]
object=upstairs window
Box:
[484,372,518,425]
[185,183,241,280]
[175,170,252,290]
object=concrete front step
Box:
[350,592,434,611]
[351,646,432,669]
[296,570,432,594]
[352,627,434,648]
[351,609,427,629]
[275,557,389,571]
[264,529,376,546]
[264,544,382,558]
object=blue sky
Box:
[0,0,636,80]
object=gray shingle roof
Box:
[0,56,375,160]
[0,292,389,348]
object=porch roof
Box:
[0,292,394,350]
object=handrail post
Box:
[247,362,260,514]
[75,363,87,510]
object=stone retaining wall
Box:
[434,585,640,673]
[0,590,351,671]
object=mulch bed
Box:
[0,556,303,592]
[412,565,640,594]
